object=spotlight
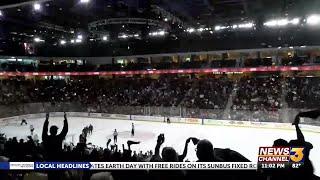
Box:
[238,22,254,29]
[0,10,3,16]
[77,35,83,39]
[197,28,204,32]
[119,34,128,39]
[214,26,227,31]
[291,18,300,25]
[187,28,195,33]
[70,39,75,43]
[34,3,41,11]
[232,25,238,29]
[102,36,108,41]
[34,37,44,42]
[60,40,66,45]
[158,31,165,36]
[264,18,299,27]
[307,15,320,25]
[80,0,90,3]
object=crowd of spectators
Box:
[286,77,320,109]
[2,75,320,113]
[0,76,232,110]
[181,77,232,109]
[232,76,282,111]
[2,75,320,115]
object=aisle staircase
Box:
[222,82,238,119]
[279,79,290,123]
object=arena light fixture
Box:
[60,40,66,45]
[34,3,41,11]
[290,18,300,25]
[75,39,82,43]
[80,0,90,3]
[158,31,165,36]
[119,34,128,39]
[34,37,44,42]
[307,15,320,25]
[77,35,83,40]
[264,19,289,27]
[0,10,3,16]
[264,20,277,27]
[238,22,254,29]
[277,19,289,26]
[149,30,166,37]
[70,39,75,43]
[197,28,204,32]
[264,18,300,27]
[214,25,227,31]
[102,36,108,41]
[187,28,195,33]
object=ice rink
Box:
[1,116,320,175]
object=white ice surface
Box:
[1,117,320,175]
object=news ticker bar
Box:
[0,162,257,170]
[0,65,319,76]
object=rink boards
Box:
[1,112,320,134]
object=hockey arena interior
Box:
[1,0,320,180]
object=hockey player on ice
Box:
[21,119,27,125]
[131,123,135,136]
[113,129,118,143]
[30,125,34,136]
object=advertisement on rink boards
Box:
[131,115,164,122]
[184,118,202,124]
[1,162,257,170]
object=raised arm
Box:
[106,139,111,149]
[42,113,49,140]
[179,138,191,161]
[154,134,165,157]
[127,140,140,151]
[122,144,126,152]
[297,109,320,119]
[293,114,305,142]
[59,112,69,138]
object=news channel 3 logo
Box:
[258,146,305,169]
[290,147,305,163]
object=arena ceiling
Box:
[0,0,320,56]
